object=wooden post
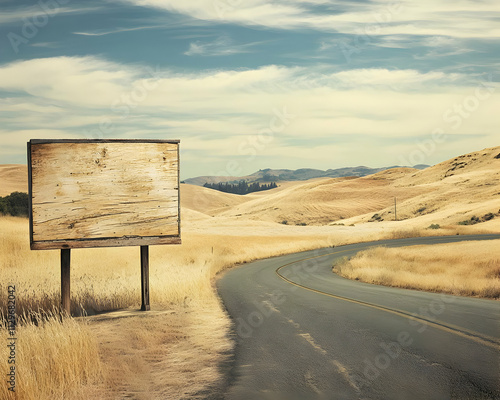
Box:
[61,249,71,316]
[141,246,150,311]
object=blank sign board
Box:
[28,139,181,250]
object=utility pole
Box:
[394,197,397,221]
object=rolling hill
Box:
[0,164,27,196]
[1,147,498,232]
[182,146,500,230]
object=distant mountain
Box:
[183,164,430,186]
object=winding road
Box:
[216,234,500,400]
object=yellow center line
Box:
[275,249,500,351]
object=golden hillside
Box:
[0,164,27,196]
[181,183,251,215]
[1,146,499,231]
[214,174,428,225]
[184,145,499,231]
[348,145,500,228]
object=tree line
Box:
[0,192,29,217]
[203,181,278,195]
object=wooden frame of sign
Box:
[28,139,181,314]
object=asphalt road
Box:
[216,234,500,400]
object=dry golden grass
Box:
[0,216,343,399]
[0,215,342,318]
[333,240,500,298]
[84,302,233,400]
[0,312,103,400]
[0,211,485,399]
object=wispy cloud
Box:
[120,0,500,39]
[364,35,476,59]
[0,5,102,25]
[369,35,469,50]
[29,42,61,49]
[317,33,477,64]
[414,47,474,60]
[73,24,167,36]
[184,36,264,56]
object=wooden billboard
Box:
[28,139,181,250]
[28,139,181,313]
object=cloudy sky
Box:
[0,0,498,179]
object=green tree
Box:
[0,192,29,217]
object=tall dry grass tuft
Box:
[388,228,423,240]
[333,240,500,298]
[0,311,103,400]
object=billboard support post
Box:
[141,246,150,311]
[61,249,71,316]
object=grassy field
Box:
[333,240,500,298]
[2,212,495,399]
[0,215,344,399]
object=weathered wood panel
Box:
[29,140,180,249]
[30,235,182,250]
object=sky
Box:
[0,0,498,180]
